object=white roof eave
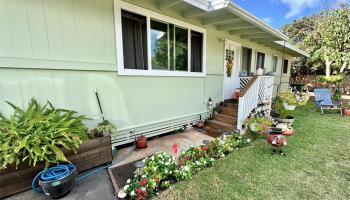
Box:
[224,3,289,41]
[275,41,310,57]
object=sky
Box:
[233,0,348,29]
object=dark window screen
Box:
[256,52,265,69]
[241,47,252,74]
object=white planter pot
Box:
[250,123,257,132]
[283,103,296,110]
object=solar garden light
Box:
[221,131,231,140]
[202,140,210,146]
[134,161,145,176]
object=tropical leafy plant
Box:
[0,98,89,169]
[280,91,299,106]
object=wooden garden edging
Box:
[0,136,112,199]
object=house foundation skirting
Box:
[111,112,209,147]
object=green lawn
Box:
[162,105,350,200]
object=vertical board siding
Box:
[0,0,116,70]
[0,68,221,130]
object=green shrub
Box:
[0,98,89,169]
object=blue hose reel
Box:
[32,164,77,198]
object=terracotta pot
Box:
[136,135,147,149]
[195,121,205,129]
[343,108,350,116]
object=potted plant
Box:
[244,116,273,136]
[273,99,295,126]
[97,120,117,136]
[280,91,298,110]
[0,99,113,198]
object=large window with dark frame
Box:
[256,52,265,69]
[121,10,204,74]
[241,47,252,74]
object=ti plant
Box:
[0,98,89,169]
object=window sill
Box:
[117,69,206,77]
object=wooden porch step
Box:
[213,114,237,125]
[206,119,235,132]
[203,126,223,138]
[221,107,238,116]
[223,101,239,108]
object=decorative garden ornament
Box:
[267,134,287,156]
[208,97,213,119]
[225,49,234,77]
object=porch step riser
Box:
[221,107,238,116]
[206,120,235,132]
[213,114,237,125]
[203,126,223,138]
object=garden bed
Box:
[0,136,112,199]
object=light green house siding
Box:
[0,0,294,145]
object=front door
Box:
[223,41,240,100]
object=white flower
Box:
[124,185,129,190]
[142,174,147,178]
[141,187,146,191]
[153,167,157,171]
[184,166,190,171]
[151,156,154,160]
[210,158,215,161]
[130,191,135,196]
[126,179,130,184]
[247,139,251,143]
[165,169,168,174]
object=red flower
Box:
[143,191,148,197]
[185,156,190,160]
[137,188,142,194]
[138,194,143,200]
[202,146,207,152]
[140,179,147,186]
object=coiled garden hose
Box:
[32,164,76,193]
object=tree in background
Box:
[281,3,350,77]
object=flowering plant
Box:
[236,136,252,149]
[223,135,238,153]
[206,139,226,159]
[124,152,177,200]
[176,145,214,180]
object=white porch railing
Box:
[237,76,274,130]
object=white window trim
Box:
[113,0,207,77]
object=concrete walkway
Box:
[5,129,213,200]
